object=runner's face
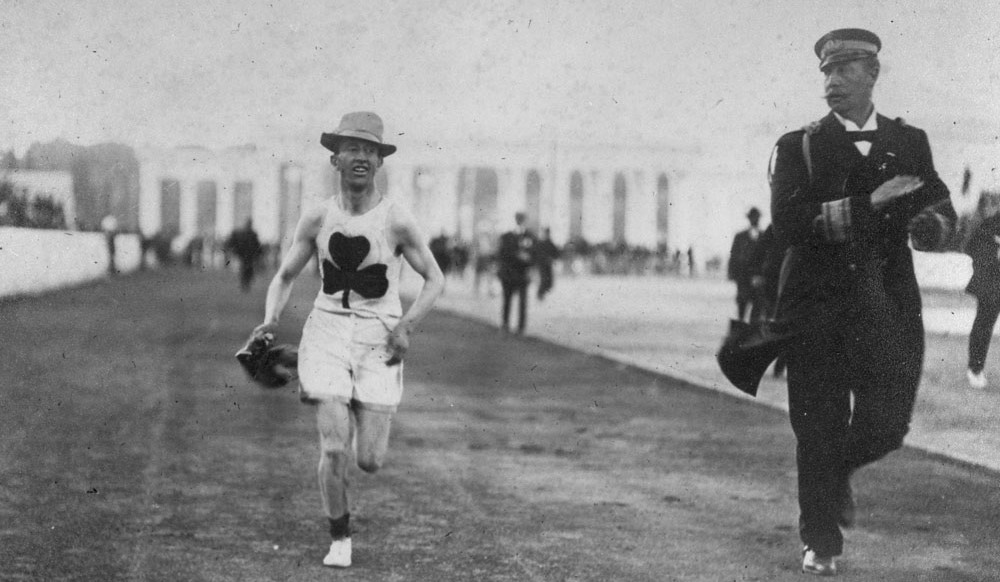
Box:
[331,138,382,189]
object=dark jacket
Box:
[226,228,262,263]
[535,237,560,267]
[497,229,536,285]
[770,112,954,329]
[769,112,955,384]
[965,214,1000,300]
[728,228,765,288]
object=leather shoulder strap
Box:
[799,119,821,185]
[801,131,812,185]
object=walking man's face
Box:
[823,59,876,120]
[331,138,382,190]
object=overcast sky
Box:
[3,0,998,189]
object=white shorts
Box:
[297,310,403,412]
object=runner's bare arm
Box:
[255,207,323,335]
[386,205,444,364]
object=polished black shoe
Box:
[802,546,837,576]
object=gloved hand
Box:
[235,330,299,389]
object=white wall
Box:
[913,251,970,291]
[0,228,143,297]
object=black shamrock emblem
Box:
[322,232,389,309]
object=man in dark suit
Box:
[768,28,956,575]
[497,211,536,333]
[963,194,1000,388]
[728,207,766,321]
[535,227,560,300]
[225,218,263,292]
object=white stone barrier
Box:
[0,227,143,298]
[913,250,971,291]
[0,227,972,299]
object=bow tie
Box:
[847,130,878,142]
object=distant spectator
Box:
[138,234,151,270]
[148,232,174,266]
[31,196,66,230]
[535,227,560,300]
[704,255,723,274]
[225,219,263,292]
[496,212,536,333]
[451,239,470,279]
[0,181,28,227]
[101,214,119,275]
[654,242,669,274]
[727,207,764,320]
[185,235,205,269]
[429,232,452,277]
[473,228,497,297]
[963,196,1000,388]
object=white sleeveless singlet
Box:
[312,195,403,324]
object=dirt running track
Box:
[1,269,998,581]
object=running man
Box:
[250,111,444,567]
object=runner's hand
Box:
[386,326,410,366]
[251,322,278,341]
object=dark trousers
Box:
[735,282,764,322]
[106,236,117,275]
[786,309,921,557]
[537,264,554,299]
[968,297,1000,373]
[239,260,255,292]
[501,280,528,332]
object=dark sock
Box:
[329,513,350,540]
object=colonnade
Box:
[136,146,295,246]
[382,139,687,249]
[133,140,694,256]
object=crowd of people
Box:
[0,180,67,230]
[427,231,709,286]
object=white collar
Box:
[833,108,878,132]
